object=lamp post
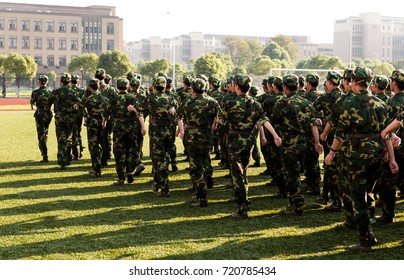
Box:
[167,11,176,88]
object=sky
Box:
[4,0,403,43]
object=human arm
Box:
[263,121,281,147]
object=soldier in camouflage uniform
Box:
[109,78,145,186]
[325,67,398,252]
[70,74,85,160]
[272,75,323,215]
[79,78,109,177]
[377,69,404,223]
[248,85,261,167]
[371,75,390,103]
[46,73,80,169]
[165,76,180,172]
[136,76,179,197]
[30,75,53,162]
[177,78,220,207]
[208,76,222,160]
[220,73,282,218]
[297,75,306,98]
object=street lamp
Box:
[167,11,176,88]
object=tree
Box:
[68,53,99,81]
[0,55,6,97]
[272,35,299,62]
[139,59,171,83]
[168,63,187,87]
[297,54,344,70]
[262,41,291,62]
[46,71,57,90]
[374,63,395,76]
[210,52,235,77]
[248,56,277,76]
[97,50,134,79]
[4,52,28,97]
[22,55,37,91]
[193,54,227,79]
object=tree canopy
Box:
[97,50,134,80]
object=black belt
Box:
[350,133,380,138]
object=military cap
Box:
[352,67,374,83]
[116,77,129,89]
[249,85,259,96]
[267,76,276,84]
[192,78,206,92]
[126,71,136,80]
[390,69,404,83]
[209,76,221,87]
[130,77,140,88]
[196,74,208,82]
[135,73,142,80]
[342,69,353,80]
[298,75,306,83]
[183,74,193,85]
[166,77,173,84]
[95,68,106,79]
[88,78,100,88]
[372,75,389,89]
[158,72,168,79]
[261,78,268,86]
[71,74,80,82]
[220,80,228,91]
[233,73,252,87]
[38,75,48,83]
[273,76,283,87]
[283,74,299,87]
[326,71,343,84]
[152,76,167,88]
[306,73,320,84]
[104,74,112,84]
[60,72,71,83]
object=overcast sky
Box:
[5,0,403,43]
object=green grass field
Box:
[0,111,403,260]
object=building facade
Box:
[0,2,123,75]
[334,13,404,64]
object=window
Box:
[0,36,4,48]
[34,38,42,49]
[9,18,17,30]
[107,40,114,50]
[47,55,55,66]
[58,56,66,67]
[107,23,114,34]
[9,36,17,48]
[71,39,78,50]
[46,38,54,49]
[71,21,78,33]
[58,21,66,32]
[34,20,42,31]
[34,56,42,66]
[22,19,30,31]
[46,20,54,32]
[22,36,30,49]
[58,38,66,50]
[0,18,4,30]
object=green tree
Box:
[374,63,395,76]
[4,52,28,97]
[297,54,344,70]
[168,63,187,87]
[272,35,299,62]
[262,41,291,62]
[68,53,99,81]
[139,59,171,83]
[0,55,6,97]
[46,71,57,90]
[249,55,277,76]
[22,55,37,91]
[193,54,227,79]
[97,50,134,79]
[210,52,235,77]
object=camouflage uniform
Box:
[371,75,390,103]
[79,79,109,176]
[178,79,220,206]
[138,76,178,196]
[248,85,261,166]
[164,77,180,171]
[30,75,53,162]
[208,76,222,160]
[70,74,85,160]
[46,73,79,168]
[272,75,320,214]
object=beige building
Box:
[0,2,123,75]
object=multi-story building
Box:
[334,12,404,64]
[0,2,123,75]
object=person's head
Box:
[282,74,299,93]
[233,73,252,94]
[152,75,167,92]
[60,72,71,85]
[130,77,140,90]
[341,69,353,91]
[298,75,306,89]
[104,74,112,85]
[267,76,276,91]
[95,68,106,81]
[88,78,100,91]
[326,71,343,88]
[371,75,389,92]
[209,76,221,89]
[220,80,228,93]
[390,69,404,92]
[191,78,206,94]
[352,66,374,92]
[38,75,48,86]
[273,76,283,93]
[305,74,320,90]
[261,78,268,92]
[71,74,80,85]
[116,78,129,91]
[249,85,259,97]
[182,74,193,87]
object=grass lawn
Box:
[0,111,403,260]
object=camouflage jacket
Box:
[47,85,79,121]
[329,90,355,128]
[375,92,390,103]
[262,92,285,121]
[80,91,109,119]
[100,82,117,100]
[178,87,192,103]
[107,91,139,121]
[335,90,388,159]
[208,88,222,102]
[256,91,274,104]
[314,88,342,120]
[30,86,53,120]
[386,92,404,120]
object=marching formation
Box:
[30,67,404,252]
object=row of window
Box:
[0,36,79,50]
[34,55,67,67]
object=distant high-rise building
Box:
[334,12,404,64]
[0,2,123,74]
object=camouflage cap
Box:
[104,74,112,84]
[192,78,206,92]
[183,74,193,85]
[126,71,135,80]
[152,76,167,88]
[95,68,106,79]
[306,73,320,84]
[157,72,168,79]
[326,71,343,84]
[220,80,228,91]
[196,74,208,82]
[283,74,299,87]
[273,76,283,87]
[342,69,353,80]
[130,77,140,88]
[116,78,129,89]
[135,73,142,80]
[233,73,252,87]
[38,75,48,83]
[372,75,389,89]
[71,74,80,82]
[166,77,173,84]
[60,72,71,83]
[261,78,268,86]
[267,76,276,84]
[298,75,306,83]
[88,78,100,88]
[353,67,374,83]
[209,76,221,87]
[390,69,404,83]
[249,85,259,96]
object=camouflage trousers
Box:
[228,131,254,213]
[113,119,136,181]
[86,118,104,173]
[266,131,287,196]
[251,129,261,163]
[72,114,83,159]
[54,116,75,166]
[303,141,321,193]
[35,113,52,158]
[167,124,177,165]
[187,142,210,200]
[322,143,339,202]
[101,120,112,166]
[149,124,174,193]
[260,133,272,174]
[336,151,354,221]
